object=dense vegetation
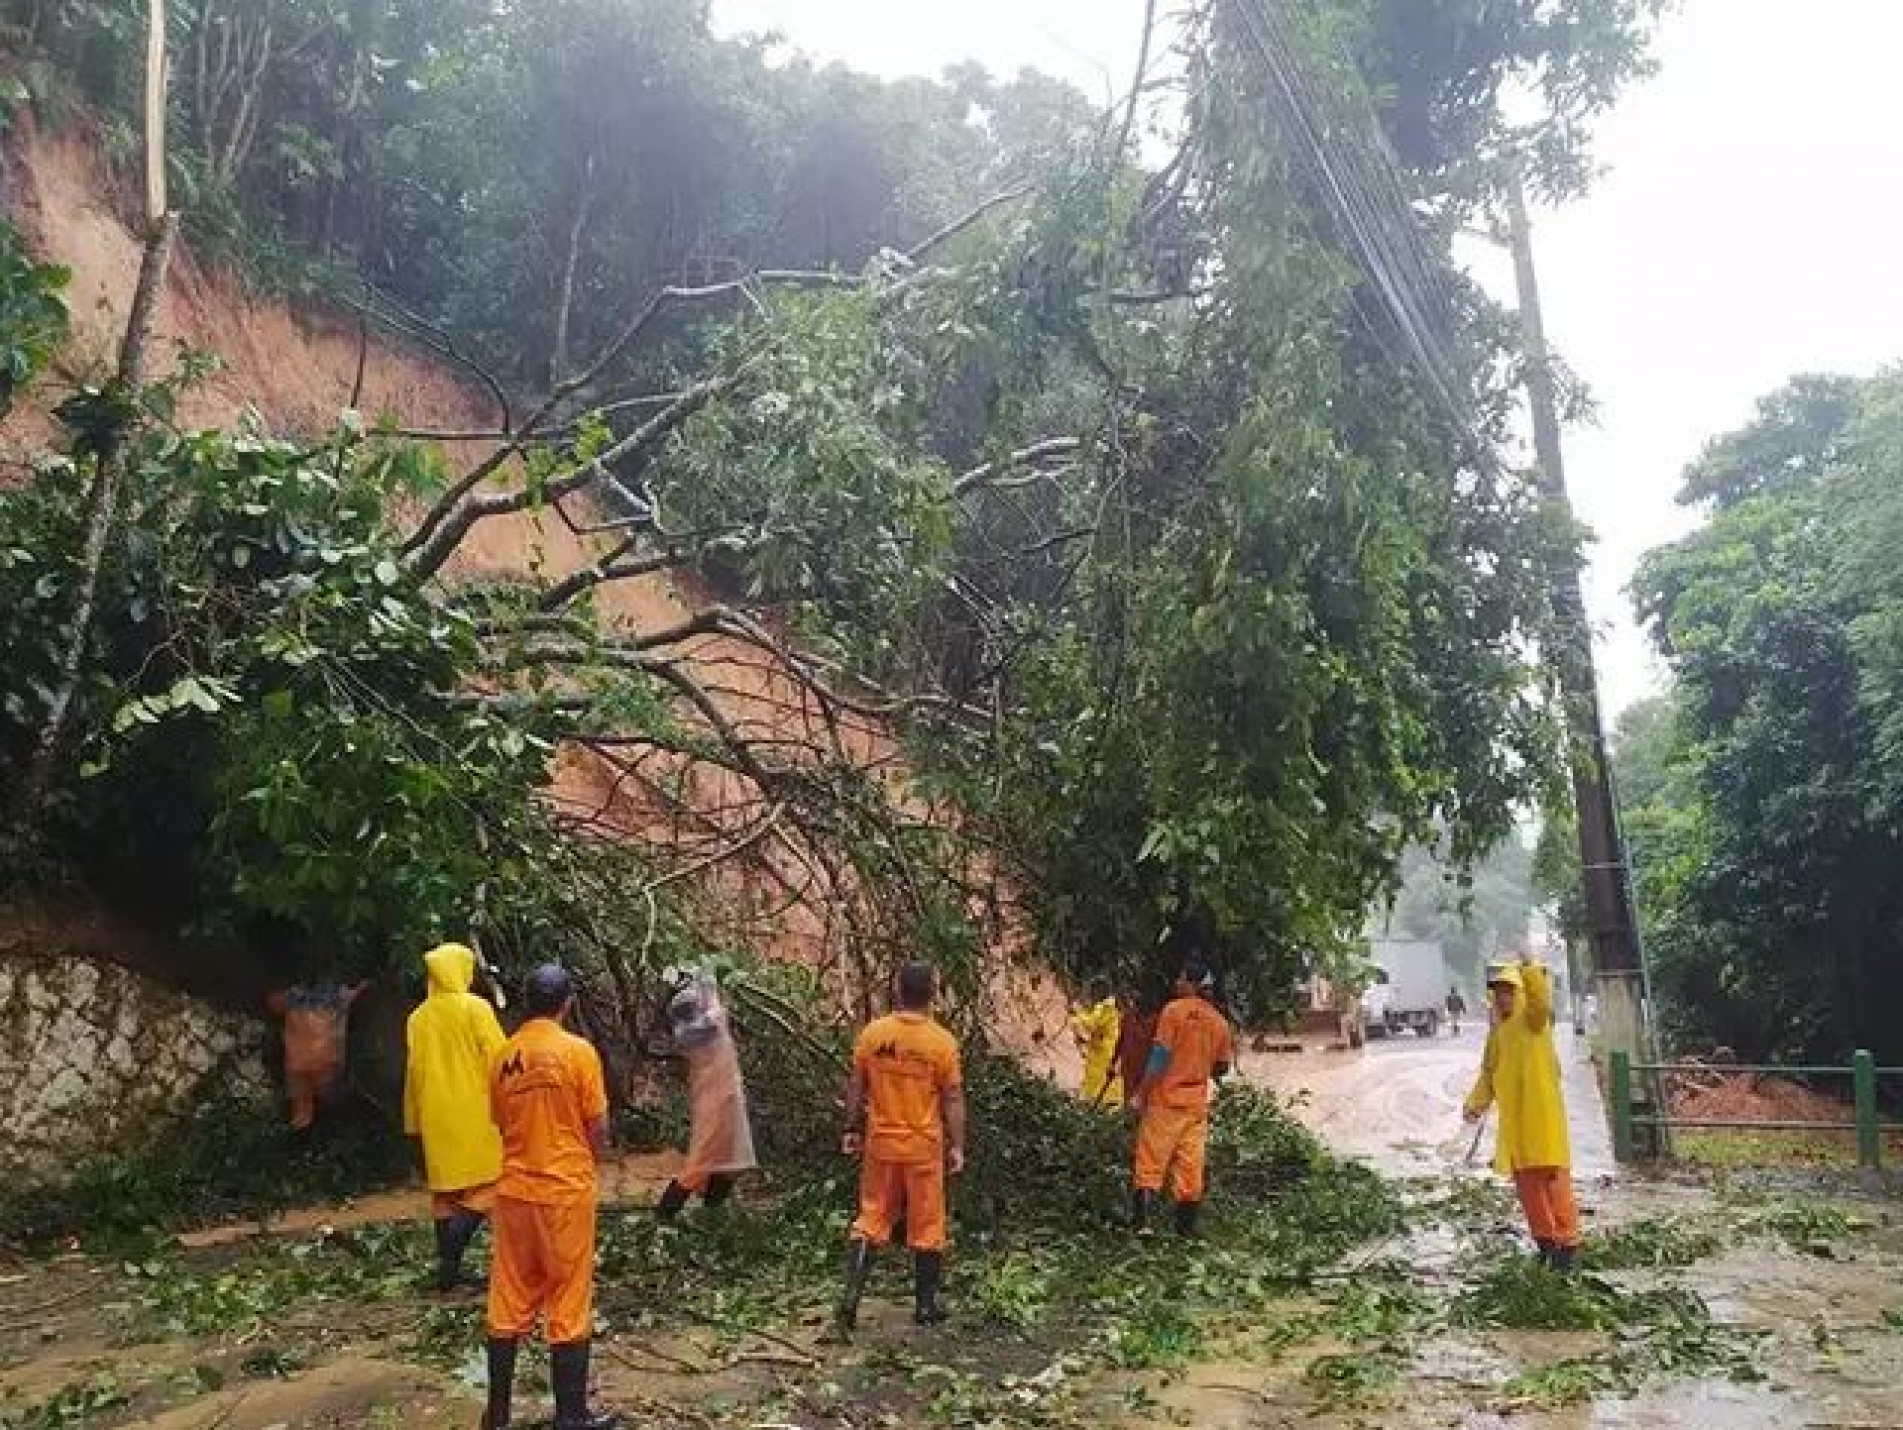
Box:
[0,1,1664,1030]
[1614,373,1903,1065]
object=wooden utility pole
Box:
[1503,174,1658,1152]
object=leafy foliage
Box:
[1,419,559,965]
[1627,370,1903,1063]
[0,1091,406,1247]
[0,217,69,416]
[2,0,1668,1037]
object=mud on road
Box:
[1226,1024,1903,1430]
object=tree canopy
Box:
[1625,370,1903,1064]
[1,0,1666,1022]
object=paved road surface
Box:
[1245,1020,1613,1179]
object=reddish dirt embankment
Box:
[0,120,1074,1066]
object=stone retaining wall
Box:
[0,955,270,1188]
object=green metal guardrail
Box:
[1610,1048,1903,1169]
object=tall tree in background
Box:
[1628,372,1903,1063]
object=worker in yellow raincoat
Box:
[405,942,508,1291]
[1464,961,1580,1270]
[1070,982,1124,1107]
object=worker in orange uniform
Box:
[482,965,618,1430]
[266,975,367,1132]
[1464,961,1579,1271]
[1129,959,1234,1237]
[835,961,966,1334]
[404,942,507,1291]
[1112,990,1159,1115]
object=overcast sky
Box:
[712,0,1903,715]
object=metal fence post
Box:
[1853,1049,1880,1170]
[1611,1048,1635,1163]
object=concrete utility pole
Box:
[1502,175,1657,1151]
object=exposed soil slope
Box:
[0,119,1071,1059]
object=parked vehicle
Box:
[1363,939,1450,1038]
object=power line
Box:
[1225,0,1476,444]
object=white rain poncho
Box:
[668,970,757,1184]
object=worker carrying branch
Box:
[266,972,366,1133]
[1464,960,1581,1271]
[481,964,618,1430]
[835,960,966,1334]
[1129,959,1234,1237]
[654,964,757,1218]
[404,941,507,1291]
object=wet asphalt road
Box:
[1245,1018,1614,1179]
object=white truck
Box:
[1363,938,1450,1038]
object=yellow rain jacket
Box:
[1071,997,1124,1107]
[403,943,507,1193]
[1465,962,1571,1174]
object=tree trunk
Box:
[17,218,176,819]
[549,160,597,387]
[14,0,175,824]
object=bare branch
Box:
[642,802,789,897]
[952,437,1085,496]
[904,187,1034,266]
[536,541,688,612]
[1113,0,1162,166]
[343,284,513,435]
[698,606,990,725]
[403,368,745,582]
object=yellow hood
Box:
[424,942,477,996]
[405,942,507,1192]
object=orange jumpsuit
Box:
[270,983,363,1131]
[1133,995,1234,1202]
[850,1012,962,1252]
[486,1018,609,1345]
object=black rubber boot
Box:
[436,1210,483,1291]
[1130,1189,1156,1237]
[913,1250,948,1326]
[480,1336,517,1430]
[1549,1243,1578,1274]
[835,1237,875,1335]
[703,1173,736,1208]
[1173,1200,1202,1239]
[655,1179,691,1220]
[1533,1238,1556,1269]
[550,1340,619,1430]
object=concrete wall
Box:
[0,955,270,1188]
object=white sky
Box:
[712,0,1903,714]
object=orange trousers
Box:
[1133,1104,1208,1202]
[1513,1167,1581,1249]
[486,1195,597,1344]
[851,1157,947,1251]
[285,1068,339,1131]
